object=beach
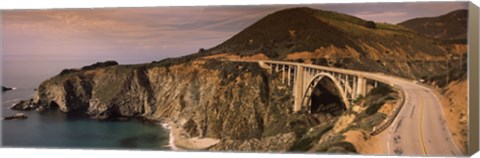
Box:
[163,122,220,150]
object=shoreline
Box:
[160,122,220,151]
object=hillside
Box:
[399,9,468,42]
[205,7,449,59]
[194,7,467,86]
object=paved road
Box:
[228,59,463,156]
[259,60,463,156]
[373,75,463,156]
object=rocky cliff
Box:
[12,59,399,152]
[13,59,341,150]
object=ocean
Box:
[1,54,170,150]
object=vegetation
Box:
[203,7,364,59]
[312,134,356,153]
[399,9,468,41]
[363,21,376,29]
[59,68,80,76]
[422,55,467,87]
[202,59,267,86]
[81,60,118,71]
[289,121,334,151]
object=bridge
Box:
[258,60,384,113]
[226,59,463,156]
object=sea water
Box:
[1,54,170,150]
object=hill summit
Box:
[205,7,457,60]
[399,9,468,42]
[207,7,369,59]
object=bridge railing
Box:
[370,85,406,136]
[260,60,396,86]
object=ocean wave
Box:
[2,98,22,105]
[157,122,179,150]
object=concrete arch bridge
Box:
[258,60,387,113]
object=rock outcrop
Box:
[2,113,28,120]
[15,59,334,151]
[10,99,38,110]
[2,86,13,92]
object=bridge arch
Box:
[300,72,350,114]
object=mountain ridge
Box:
[189,7,467,84]
[200,7,461,59]
[398,9,468,42]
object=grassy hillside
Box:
[202,7,453,60]
[399,9,467,42]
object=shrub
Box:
[313,134,346,152]
[289,123,334,151]
[360,113,387,131]
[295,59,305,63]
[365,99,384,115]
[326,142,357,153]
[364,21,376,29]
[81,60,118,71]
[368,84,393,96]
[59,69,79,75]
[199,48,205,53]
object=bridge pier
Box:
[293,65,304,112]
[356,76,367,98]
[288,66,291,86]
[344,75,348,97]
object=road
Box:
[299,61,464,156]
[228,59,463,156]
[373,75,463,156]
[307,63,464,156]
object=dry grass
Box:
[285,45,361,62]
[202,53,269,60]
[332,114,356,133]
[436,80,468,154]
[377,102,397,116]
[343,129,387,155]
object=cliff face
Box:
[20,59,397,152]
[22,60,331,150]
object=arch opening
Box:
[309,77,346,116]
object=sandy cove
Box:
[162,123,220,151]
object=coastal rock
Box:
[210,132,297,152]
[10,99,38,110]
[2,113,28,120]
[23,59,328,151]
[2,86,13,92]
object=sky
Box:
[1,2,469,64]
